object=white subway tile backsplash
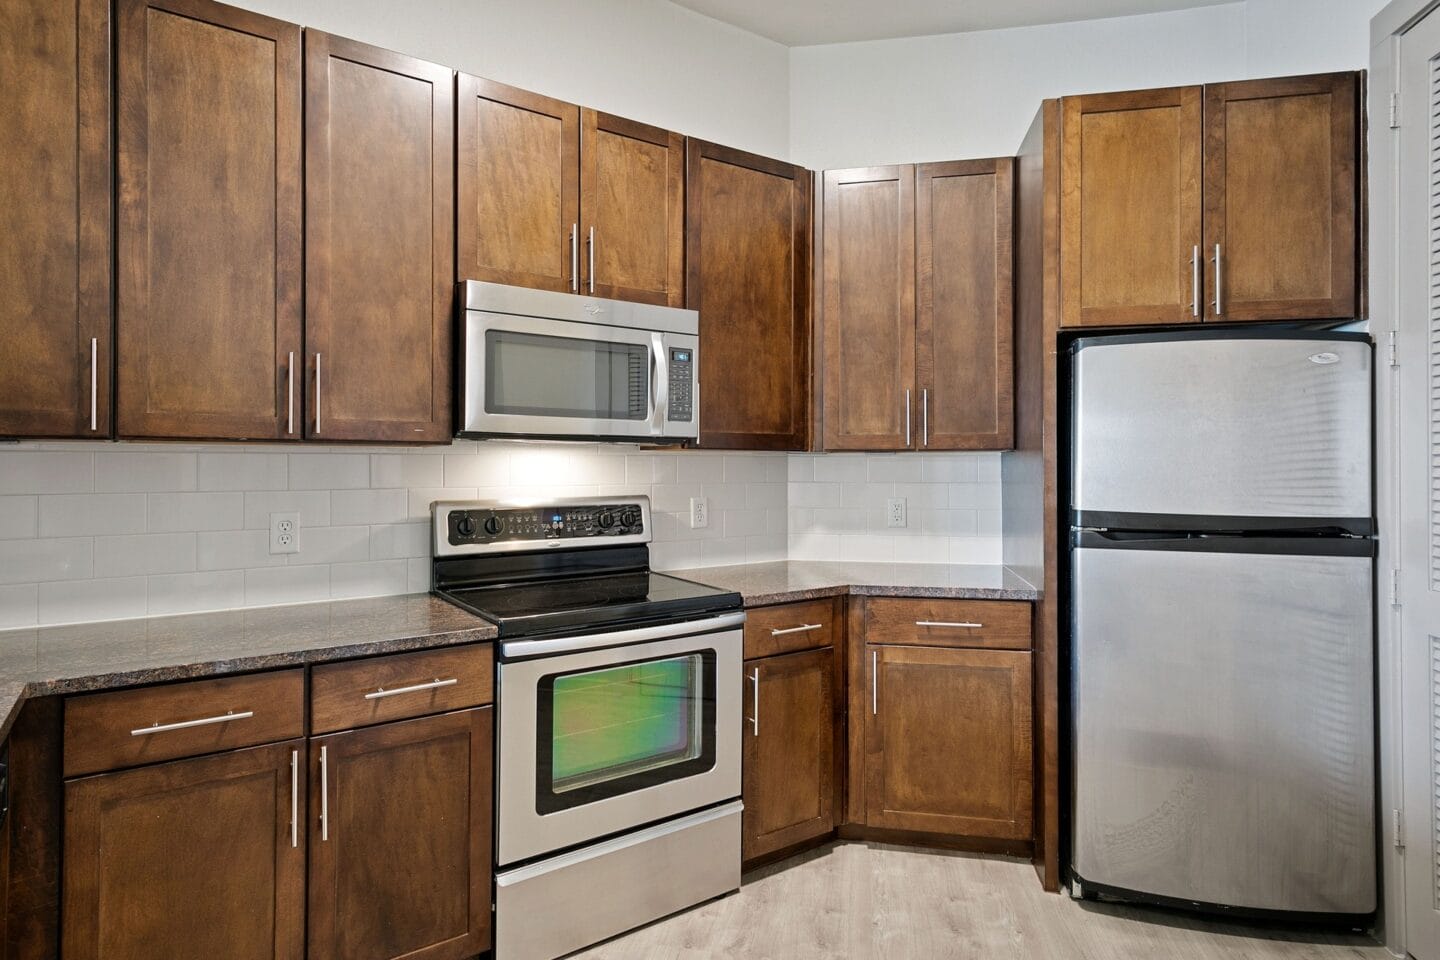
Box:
[722,456,770,484]
[790,483,841,509]
[95,533,197,577]
[199,453,288,491]
[0,538,92,584]
[243,491,331,529]
[147,571,245,615]
[921,453,979,483]
[866,455,923,483]
[38,493,147,538]
[330,559,408,599]
[369,454,443,489]
[148,493,244,532]
[331,489,407,526]
[813,454,867,483]
[198,530,285,571]
[245,564,330,607]
[290,453,370,490]
[0,452,93,494]
[676,454,724,483]
[38,576,147,625]
[293,525,370,565]
[406,557,431,593]
[0,584,38,628]
[95,451,197,492]
[407,487,474,520]
[369,522,431,560]
[0,497,38,539]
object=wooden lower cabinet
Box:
[62,739,306,959]
[741,647,839,865]
[308,707,492,960]
[863,645,1032,840]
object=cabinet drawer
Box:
[64,670,305,778]
[743,599,840,659]
[861,598,1031,649]
[310,643,493,734]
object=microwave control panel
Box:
[668,348,693,422]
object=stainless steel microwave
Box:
[458,281,699,443]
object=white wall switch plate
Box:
[886,497,907,528]
[269,511,300,555]
[689,497,709,529]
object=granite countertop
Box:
[0,594,494,740]
[671,561,1039,607]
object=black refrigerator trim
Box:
[1070,872,1374,927]
[1072,509,1375,538]
[1071,529,1376,557]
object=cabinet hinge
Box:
[1388,330,1398,367]
[1390,91,1401,129]
[1391,568,1402,607]
[1394,808,1406,850]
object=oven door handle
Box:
[499,610,747,660]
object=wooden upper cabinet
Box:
[304,32,454,443]
[1203,72,1358,321]
[0,0,111,439]
[687,140,812,450]
[63,741,306,960]
[822,165,916,450]
[308,708,492,960]
[457,76,580,294]
[116,0,302,440]
[916,159,1014,450]
[1060,86,1203,328]
[581,110,685,306]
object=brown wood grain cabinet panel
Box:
[1060,87,1203,328]
[864,645,1032,840]
[308,708,492,960]
[62,740,306,960]
[116,0,302,440]
[686,140,812,450]
[457,76,580,293]
[6,697,63,960]
[860,597,1032,650]
[742,647,838,865]
[581,110,685,306]
[916,158,1014,450]
[305,32,454,443]
[1203,72,1358,321]
[822,166,916,450]
[743,598,839,659]
[309,644,494,735]
[0,0,111,439]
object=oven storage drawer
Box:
[310,643,494,734]
[64,670,305,777]
[495,801,741,960]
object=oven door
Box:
[497,614,742,866]
[462,310,698,441]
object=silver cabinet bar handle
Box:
[748,668,760,737]
[1191,245,1200,318]
[922,388,929,447]
[289,749,299,848]
[320,745,329,842]
[769,623,822,637]
[587,226,595,294]
[1212,243,1222,316]
[916,620,984,629]
[89,337,98,431]
[286,351,295,435]
[904,389,912,448]
[363,677,458,701]
[314,353,322,434]
[570,223,579,293]
[130,709,253,737]
[871,650,878,715]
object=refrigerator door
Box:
[1071,333,1372,532]
[1071,538,1375,914]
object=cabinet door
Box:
[304,32,454,443]
[580,110,685,306]
[308,708,492,960]
[741,648,837,865]
[457,76,580,294]
[865,645,1032,839]
[1203,72,1358,322]
[821,165,916,450]
[687,140,812,450]
[63,740,306,960]
[115,0,302,440]
[1060,87,1203,328]
[0,0,111,439]
[916,158,1014,451]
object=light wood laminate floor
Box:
[571,843,1385,960]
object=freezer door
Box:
[1071,543,1375,914]
[1072,335,1371,529]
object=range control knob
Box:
[455,513,476,537]
[620,508,642,528]
[597,511,615,529]
[482,515,503,536]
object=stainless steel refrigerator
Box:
[1068,329,1376,918]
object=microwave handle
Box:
[650,333,669,435]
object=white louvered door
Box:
[1401,9,1440,959]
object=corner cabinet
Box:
[687,140,812,450]
[0,0,112,439]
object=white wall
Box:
[239,0,791,158]
[1244,0,1389,76]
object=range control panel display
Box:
[668,348,694,423]
[447,502,645,547]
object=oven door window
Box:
[536,650,716,814]
[485,329,650,421]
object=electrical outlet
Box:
[269,512,300,555]
[689,497,709,529]
[886,497,907,528]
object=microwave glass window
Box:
[486,330,649,421]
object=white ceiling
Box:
[670,0,1238,46]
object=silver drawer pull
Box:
[769,623,823,637]
[915,620,983,629]
[130,709,254,737]
[363,677,458,701]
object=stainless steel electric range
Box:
[431,495,744,960]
